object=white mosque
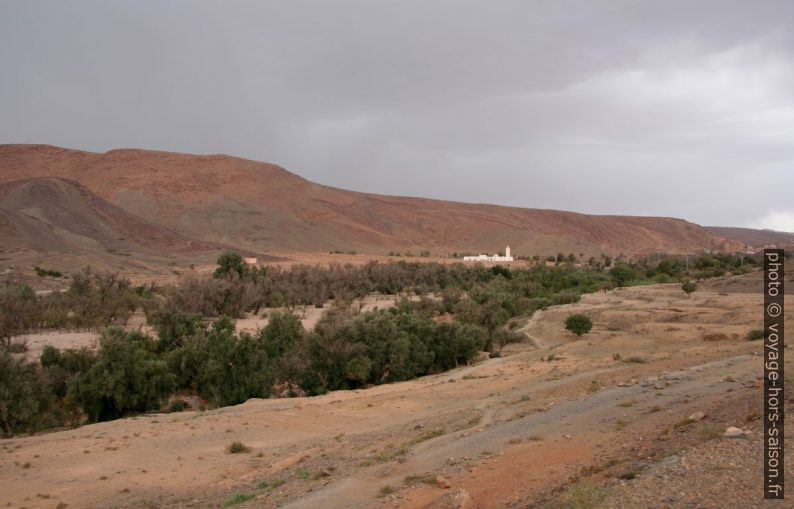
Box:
[463,246,514,262]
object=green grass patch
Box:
[223,493,255,507]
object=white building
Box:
[463,246,513,262]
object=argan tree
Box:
[564,314,593,337]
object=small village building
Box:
[463,246,514,262]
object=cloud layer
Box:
[1,1,792,231]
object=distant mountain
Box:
[704,226,794,249]
[0,144,738,260]
[0,177,224,255]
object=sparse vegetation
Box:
[412,427,445,444]
[404,473,439,486]
[34,266,64,279]
[747,329,765,341]
[586,380,603,394]
[168,400,188,412]
[697,423,721,441]
[623,356,647,364]
[257,478,284,490]
[223,492,255,507]
[377,486,395,497]
[617,466,642,480]
[226,442,250,454]
[565,480,607,509]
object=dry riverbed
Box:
[1,271,792,509]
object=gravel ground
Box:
[605,406,793,508]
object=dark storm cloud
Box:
[1,1,793,230]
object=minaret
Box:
[505,246,511,258]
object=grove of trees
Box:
[0,251,762,435]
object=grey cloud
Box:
[1,0,793,230]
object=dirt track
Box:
[1,271,792,508]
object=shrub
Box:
[681,280,697,296]
[169,400,188,412]
[223,492,255,507]
[652,273,673,284]
[564,314,593,336]
[34,266,63,279]
[748,329,764,341]
[565,480,606,509]
[623,356,647,364]
[226,442,250,454]
[6,339,28,353]
[491,328,523,354]
[378,486,395,497]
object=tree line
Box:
[0,251,761,436]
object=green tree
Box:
[681,280,697,297]
[0,351,58,435]
[0,283,36,349]
[564,314,593,337]
[213,251,246,279]
[609,265,635,287]
[195,317,274,407]
[68,329,176,422]
[40,345,95,398]
[149,309,204,352]
[258,311,303,359]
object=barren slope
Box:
[0,144,732,256]
[0,177,225,255]
[0,177,273,276]
[705,226,794,249]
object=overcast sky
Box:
[1,1,793,231]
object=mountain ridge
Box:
[0,144,756,258]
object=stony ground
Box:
[1,270,791,509]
